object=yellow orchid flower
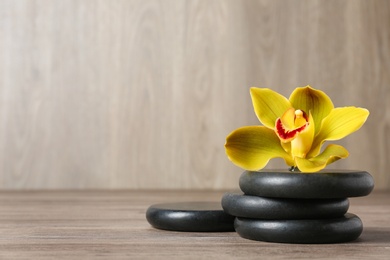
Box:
[225,86,369,173]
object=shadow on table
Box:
[356,227,390,244]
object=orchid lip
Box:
[275,118,307,142]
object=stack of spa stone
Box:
[222,170,374,244]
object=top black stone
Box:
[239,170,374,199]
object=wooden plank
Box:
[0,0,389,189]
[0,190,389,259]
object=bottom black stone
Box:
[235,213,363,244]
[146,202,235,232]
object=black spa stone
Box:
[240,170,374,199]
[146,202,235,232]
[221,192,349,219]
[234,213,363,244]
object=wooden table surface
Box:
[0,190,389,259]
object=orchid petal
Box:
[295,144,349,172]
[308,107,369,157]
[289,86,334,135]
[250,88,292,129]
[225,126,294,170]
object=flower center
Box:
[295,109,303,116]
[275,108,309,143]
[294,109,308,127]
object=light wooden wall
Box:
[0,0,389,190]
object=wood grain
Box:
[0,190,389,259]
[0,0,389,189]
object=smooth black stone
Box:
[235,213,363,244]
[240,170,374,199]
[221,192,349,219]
[146,202,235,232]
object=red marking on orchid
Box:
[275,118,307,142]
